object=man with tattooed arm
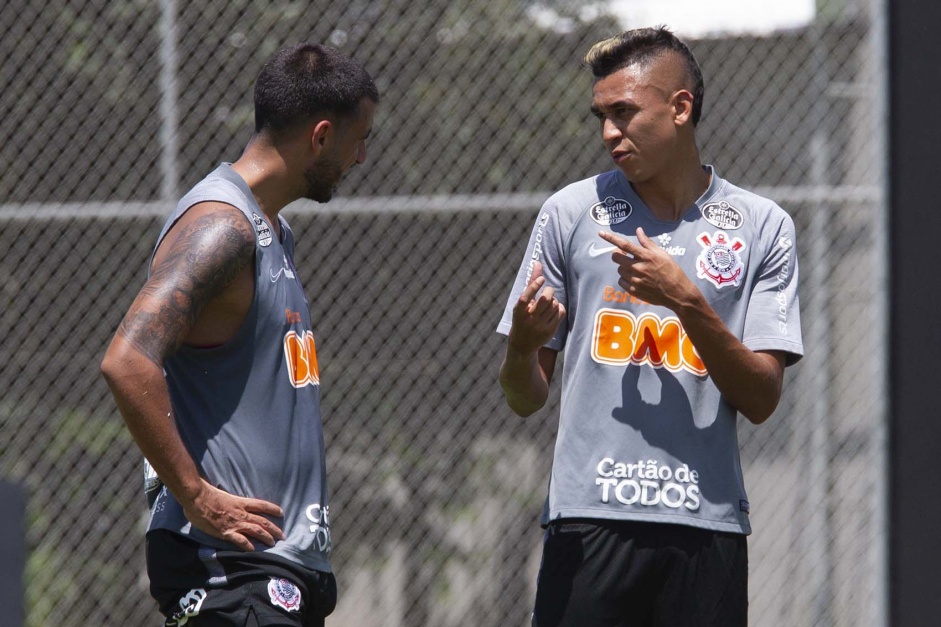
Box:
[101,43,376,626]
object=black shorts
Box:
[532,519,748,627]
[146,530,337,627]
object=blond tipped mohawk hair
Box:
[583,26,705,126]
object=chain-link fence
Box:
[0,1,887,625]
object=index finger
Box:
[598,230,641,255]
[519,261,546,303]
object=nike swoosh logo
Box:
[588,244,618,258]
[270,269,286,282]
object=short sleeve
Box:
[742,211,804,364]
[496,198,569,351]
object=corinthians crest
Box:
[268,578,302,612]
[696,231,746,288]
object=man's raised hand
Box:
[598,227,696,310]
[508,261,566,355]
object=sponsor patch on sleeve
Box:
[252,212,273,247]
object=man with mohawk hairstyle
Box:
[497,26,802,626]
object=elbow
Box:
[742,409,773,426]
[100,349,121,386]
[498,358,550,418]
[738,369,784,425]
[100,340,153,388]
[499,380,544,418]
[740,353,787,425]
[506,398,541,418]
[740,395,781,426]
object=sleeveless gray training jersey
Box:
[497,166,803,534]
[148,164,332,572]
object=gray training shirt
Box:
[148,164,332,572]
[497,166,803,535]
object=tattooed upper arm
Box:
[117,203,256,365]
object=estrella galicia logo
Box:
[700,201,744,230]
[252,212,273,247]
[589,196,632,226]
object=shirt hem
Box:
[148,523,332,573]
[543,507,751,536]
[743,338,804,364]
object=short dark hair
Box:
[253,43,379,134]
[584,26,705,126]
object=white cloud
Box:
[606,0,815,38]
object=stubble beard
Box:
[304,159,345,203]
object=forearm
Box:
[102,337,284,549]
[101,341,203,501]
[99,203,258,500]
[674,295,783,424]
[499,346,550,417]
[598,228,785,423]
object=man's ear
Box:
[311,119,332,153]
[672,89,694,127]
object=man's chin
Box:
[617,165,650,185]
[305,188,334,203]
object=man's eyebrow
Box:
[590,99,635,115]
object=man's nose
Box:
[602,118,621,143]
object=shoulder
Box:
[546,170,620,206]
[157,166,260,254]
[706,174,794,234]
[155,202,256,269]
[540,170,624,224]
[176,166,251,213]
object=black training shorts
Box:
[146,530,337,627]
[532,518,748,627]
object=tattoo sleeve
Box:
[117,206,256,365]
